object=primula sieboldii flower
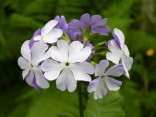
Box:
[18,40,50,90]
[41,40,94,92]
[68,13,110,40]
[33,20,63,44]
[106,28,133,78]
[18,14,133,100]
[87,60,124,99]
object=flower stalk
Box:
[78,82,84,117]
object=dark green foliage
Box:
[84,92,125,117]
[0,0,156,117]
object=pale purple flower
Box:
[68,13,110,40]
[41,40,94,92]
[87,60,124,99]
[33,20,63,44]
[106,28,133,78]
[18,40,50,91]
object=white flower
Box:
[87,60,124,99]
[34,20,63,44]
[18,40,50,90]
[106,28,133,78]
[41,40,94,92]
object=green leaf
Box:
[8,84,80,117]
[120,80,142,117]
[10,13,42,29]
[94,41,106,50]
[84,91,125,117]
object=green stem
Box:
[78,82,84,117]
[143,68,148,95]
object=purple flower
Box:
[54,16,68,32]
[68,13,110,40]
[106,28,133,78]
[18,40,51,91]
[87,60,124,99]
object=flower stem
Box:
[78,82,84,117]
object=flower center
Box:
[101,74,106,79]
[41,36,44,40]
[29,63,34,69]
[65,62,70,66]
[64,62,71,68]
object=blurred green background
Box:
[0,0,156,117]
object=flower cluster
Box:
[18,13,133,99]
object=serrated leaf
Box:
[84,91,125,117]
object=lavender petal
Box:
[32,77,40,92]
[90,15,102,25]
[80,13,90,24]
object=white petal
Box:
[123,44,130,57]
[95,79,107,99]
[31,41,48,65]
[114,28,125,48]
[88,78,107,99]
[33,35,42,41]
[18,57,29,69]
[87,77,100,93]
[56,69,77,92]
[70,66,91,82]
[57,40,69,62]
[68,41,91,63]
[108,40,122,53]
[41,59,61,71]
[34,68,49,89]
[121,59,129,78]
[95,60,109,77]
[50,40,69,62]
[105,65,124,77]
[35,49,51,66]
[22,69,29,79]
[106,52,122,64]
[50,46,66,62]
[125,57,133,70]
[121,56,133,78]
[41,20,58,35]
[21,40,31,61]
[71,62,94,74]
[122,56,133,78]
[43,28,63,44]
[105,77,122,91]
[25,70,34,87]
[41,59,64,80]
